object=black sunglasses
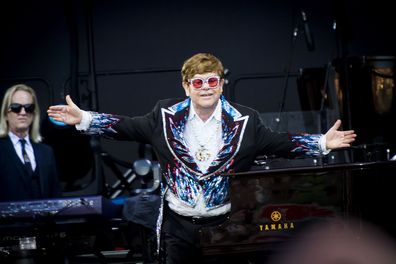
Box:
[9,103,35,114]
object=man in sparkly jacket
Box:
[48,53,356,264]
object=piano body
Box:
[207,56,396,259]
[200,161,396,259]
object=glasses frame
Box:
[188,76,221,89]
[9,103,35,114]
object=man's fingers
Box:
[65,95,76,108]
[331,119,342,131]
[49,113,63,121]
[343,130,355,135]
[48,105,65,111]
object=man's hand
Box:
[325,119,357,150]
[47,95,83,125]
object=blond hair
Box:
[181,53,224,83]
[0,84,42,142]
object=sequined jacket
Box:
[84,96,323,209]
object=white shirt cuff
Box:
[319,134,331,155]
[75,110,92,131]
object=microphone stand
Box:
[276,18,299,131]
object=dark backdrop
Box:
[0,0,395,193]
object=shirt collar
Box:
[188,99,222,123]
[8,131,31,147]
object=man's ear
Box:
[182,82,190,97]
[219,79,225,94]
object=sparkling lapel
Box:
[162,97,249,179]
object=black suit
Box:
[85,97,324,207]
[0,136,61,201]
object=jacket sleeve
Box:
[80,101,161,144]
[253,110,322,158]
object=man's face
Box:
[183,72,224,112]
[6,90,34,135]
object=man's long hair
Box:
[0,84,42,142]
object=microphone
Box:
[300,9,315,51]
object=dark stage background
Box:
[0,0,395,194]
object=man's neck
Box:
[195,109,213,122]
[10,129,29,139]
[192,103,219,123]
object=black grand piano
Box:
[200,55,396,261]
[200,160,396,261]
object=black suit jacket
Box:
[85,97,322,208]
[0,136,61,201]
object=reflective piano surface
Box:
[200,161,396,257]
